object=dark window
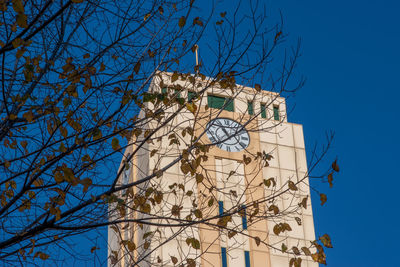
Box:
[273,105,280,121]
[244,251,251,267]
[221,247,228,267]
[218,201,224,217]
[188,91,197,102]
[248,101,254,115]
[241,205,247,230]
[208,95,234,112]
[260,103,267,118]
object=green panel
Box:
[208,95,225,109]
[248,101,254,115]
[207,95,234,112]
[224,98,234,112]
[273,106,280,121]
[260,103,267,118]
[188,91,196,101]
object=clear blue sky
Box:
[265,0,400,266]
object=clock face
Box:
[206,118,250,152]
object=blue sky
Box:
[264,0,400,266]
[51,1,400,266]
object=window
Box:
[247,101,254,115]
[218,201,224,217]
[208,95,234,112]
[273,105,280,121]
[260,103,267,118]
[188,91,197,102]
[244,251,250,267]
[241,205,247,230]
[221,247,228,267]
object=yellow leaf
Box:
[144,13,151,21]
[186,102,197,114]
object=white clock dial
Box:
[206,118,250,152]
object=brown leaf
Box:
[254,236,261,246]
[320,234,333,248]
[288,181,298,191]
[12,0,24,13]
[268,204,279,215]
[274,31,282,42]
[134,62,141,74]
[320,193,327,206]
[327,172,333,187]
[178,16,186,28]
[111,138,120,151]
[299,196,308,209]
[273,224,281,235]
[332,159,340,172]
[301,246,311,256]
[254,84,261,91]
[171,72,179,82]
[171,256,178,265]
[292,246,300,255]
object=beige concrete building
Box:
[108,72,318,267]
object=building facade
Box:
[108,72,318,267]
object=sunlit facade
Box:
[108,72,317,267]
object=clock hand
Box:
[221,127,230,139]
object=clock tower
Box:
[108,72,318,267]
